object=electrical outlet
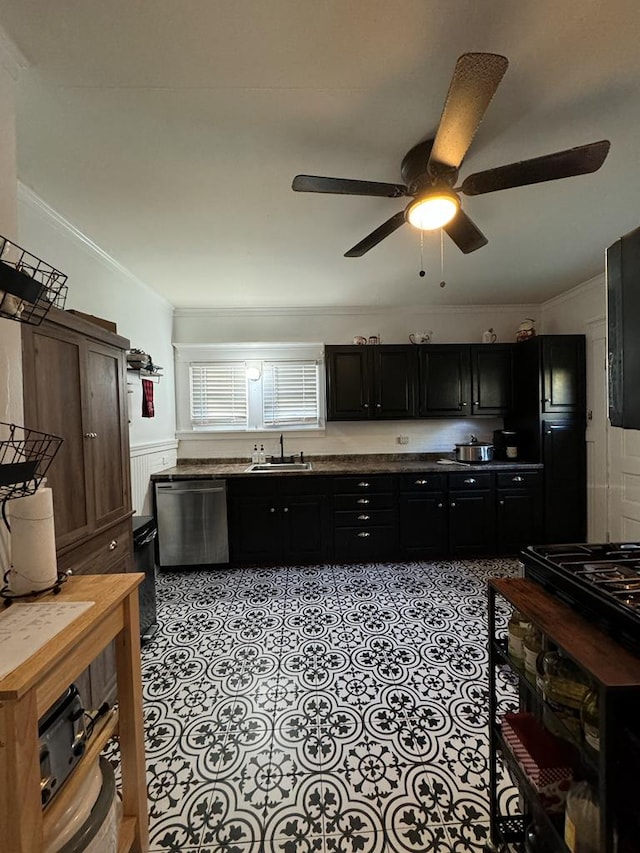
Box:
[397,435,409,445]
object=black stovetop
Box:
[521,543,640,651]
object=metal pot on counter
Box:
[454,434,494,463]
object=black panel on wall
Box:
[607,226,640,429]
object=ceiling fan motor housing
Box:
[401,139,457,194]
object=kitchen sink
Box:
[245,462,312,472]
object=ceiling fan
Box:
[292,53,610,257]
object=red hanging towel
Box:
[142,378,155,418]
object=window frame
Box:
[175,342,326,437]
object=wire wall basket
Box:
[0,236,68,326]
[0,423,63,501]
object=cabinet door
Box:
[372,346,416,418]
[282,493,329,563]
[229,495,283,563]
[21,324,93,549]
[496,490,542,553]
[470,344,514,416]
[399,493,447,557]
[326,346,371,420]
[541,336,586,414]
[419,345,471,417]
[542,420,586,543]
[449,491,495,555]
[85,341,131,530]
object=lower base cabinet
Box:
[227,467,544,566]
[228,477,330,564]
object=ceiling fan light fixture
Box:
[406,190,460,231]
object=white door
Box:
[586,320,608,540]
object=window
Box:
[263,361,320,427]
[190,362,247,427]
[176,343,325,434]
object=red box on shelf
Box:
[501,711,574,813]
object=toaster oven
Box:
[39,684,87,806]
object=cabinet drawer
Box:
[496,471,542,489]
[332,475,394,494]
[398,472,446,492]
[448,471,494,490]
[58,518,133,575]
[229,477,278,497]
[334,525,397,560]
[281,476,329,496]
[333,492,395,511]
[333,509,395,528]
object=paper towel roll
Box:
[7,485,58,594]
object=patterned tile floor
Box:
[109,558,521,852]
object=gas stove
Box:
[521,543,640,652]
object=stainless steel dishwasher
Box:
[155,479,229,567]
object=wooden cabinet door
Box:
[399,493,447,557]
[281,493,329,563]
[229,495,282,563]
[470,344,514,416]
[541,336,586,414]
[372,346,416,418]
[21,324,93,549]
[419,345,471,417]
[449,491,495,555]
[496,490,542,553]
[326,346,371,420]
[85,341,131,530]
[542,420,586,543]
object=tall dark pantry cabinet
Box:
[505,335,586,543]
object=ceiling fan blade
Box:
[344,211,406,257]
[443,209,488,254]
[461,140,611,196]
[292,174,406,198]
[428,53,508,179]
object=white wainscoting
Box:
[130,440,178,516]
[608,427,640,540]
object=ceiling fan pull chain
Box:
[419,231,426,277]
[440,228,446,288]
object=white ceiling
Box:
[1,0,639,309]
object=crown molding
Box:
[0,23,28,80]
[173,303,540,319]
[540,272,605,312]
[18,181,173,308]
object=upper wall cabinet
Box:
[326,345,417,420]
[509,335,586,419]
[418,344,514,418]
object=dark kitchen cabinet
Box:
[448,471,495,555]
[228,477,330,564]
[607,226,640,428]
[398,473,447,557]
[495,470,543,553]
[506,335,586,543]
[542,420,587,543]
[418,344,514,417]
[21,307,133,709]
[326,345,416,420]
[332,475,398,561]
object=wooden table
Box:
[0,573,149,852]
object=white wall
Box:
[173,303,534,460]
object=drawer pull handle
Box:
[512,475,524,482]
[463,478,477,484]
[108,539,118,551]
[415,479,429,486]
[283,507,289,513]
[362,403,369,409]
[270,507,276,513]
[499,499,505,505]
[438,502,443,509]
[375,403,381,408]
[451,501,456,508]
[357,481,370,488]
[357,514,370,520]
[357,498,370,504]
[357,531,371,538]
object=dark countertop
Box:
[150,453,543,480]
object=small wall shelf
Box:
[127,366,163,383]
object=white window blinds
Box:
[263,361,320,427]
[189,362,247,427]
